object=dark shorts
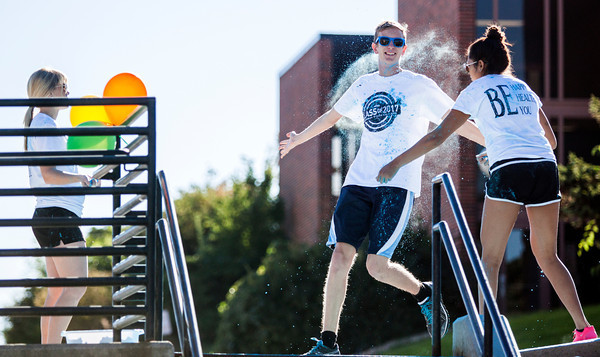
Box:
[486,158,561,207]
[327,185,414,258]
[32,207,85,248]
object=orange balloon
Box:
[103,73,147,126]
[70,95,112,127]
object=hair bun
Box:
[485,25,505,42]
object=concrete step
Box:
[453,314,518,356]
[204,355,421,357]
[520,338,600,357]
[0,342,174,357]
[453,314,600,356]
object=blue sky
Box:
[0,0,396,342]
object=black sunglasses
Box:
[376,36,405,48]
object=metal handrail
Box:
[157,170,202,357]
[435,221,484,356]
[431,172,520,357]
[0,306,146,316]
[0,185,147,196]
[0,276,145,287]
[0,217,146,227]
[0,96,153,106]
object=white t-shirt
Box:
[333,70,453,197]
[27,113,84,216]
[453,74,555,167]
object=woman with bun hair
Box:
[25,68,92,344]
[376,25,596,341]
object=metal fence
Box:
[0,97,162,342]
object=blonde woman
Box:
[25,68,92,344]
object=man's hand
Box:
[476,150,490,177]
[279,131,298,159]
[376,160,400,184]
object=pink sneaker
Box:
[573,325,598,342]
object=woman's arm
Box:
[279,108,343,158]
[455,119,486,146]
[538,108,557,149]
[376,109,472,183]
[40,166,91,186]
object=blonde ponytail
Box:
[23,107,34,150]
[24,67,68,151]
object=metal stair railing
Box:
[430,172,520,357]
[157,170,202,357]
[0,96,161,343]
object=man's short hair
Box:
[374,20,408,42]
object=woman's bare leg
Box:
[41,257,63,344]
[478,197,520,313]
[43,241,88,344]
[527,202,590,329]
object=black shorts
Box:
[32,207,85,248]
[486,158,561,207]
[326,185,414,258]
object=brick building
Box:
[279,0,600,308]
[279,34,373,245]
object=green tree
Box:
[558,95,600,257]
[175,165,285,349]
[2,287,44,343]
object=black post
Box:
[154,174,164,340]
[112,162,122,343]
[432,181,442,356]
[484,308,493,356]
[146,99,159,340]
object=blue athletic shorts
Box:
[327,185,414,258]
[486,158,561,207]
[32,207,85,248]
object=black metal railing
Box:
[157,170,202,357]
[0,97,160,342]
[431,172,520,357]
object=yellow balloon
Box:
[70,95,112,127]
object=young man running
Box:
[279,20,484,355]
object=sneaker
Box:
[573,325,598,342]
[303,337,341,355]
[418,281,449,338]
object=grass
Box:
[383,303,600,356]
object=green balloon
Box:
[67,121,117,167]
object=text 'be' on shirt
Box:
[452,74,555,168]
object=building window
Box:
[331,125,361,197]
[331,135,343,196]
[476,0,525,79]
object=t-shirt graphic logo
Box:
[362,91,401,132]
